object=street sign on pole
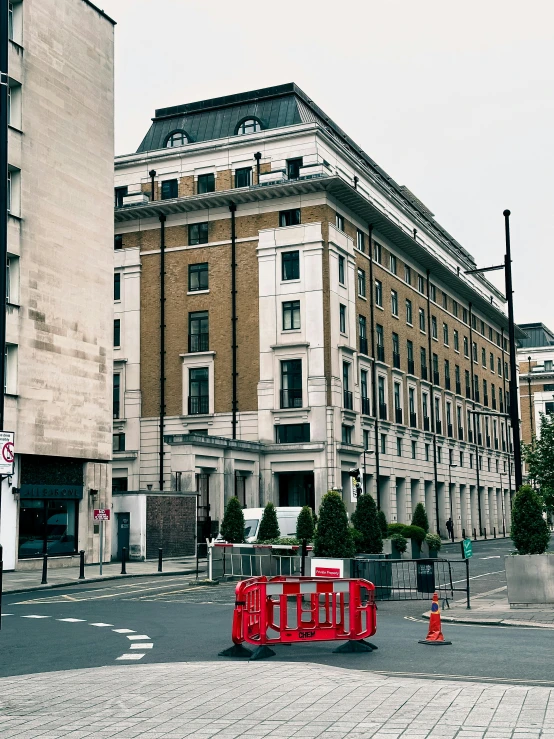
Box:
[461,538,473,559]
[0,431,14,475]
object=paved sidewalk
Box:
[1,556,206,593]
[1,661,553,738]
[425,586,554,628]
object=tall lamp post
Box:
[465,210,522,491]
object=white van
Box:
[243,507,303,543]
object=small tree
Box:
[296,506,315,542]
[511,485,550,555]
[377,509,388,539]
[257,502,280,541]
[220,497,245,543]
[313,491,355,558]
[411,502,429,533]
[351,494,382,554]
[523,413,554,509]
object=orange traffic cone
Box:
[418,592,452,645]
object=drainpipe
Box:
[230,204,238,439]
[0,0,7,433]
[469,303,482,534]
[527,356,534,441]
[159,214,166,491]
[254,152,262,184]
[149,169,156,201]
[425,270,440,537]
[367,225,380,508]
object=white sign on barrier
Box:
[310,558,344,578]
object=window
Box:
[425,444,430,462]
[407,339,414,367]
[464,336,469,358]
[339,304,346,334]
[544,384,554,392]
[279,209,301,227]
[394,381,402,415]
[418,275,425,294]
[235,167,252,188]
[443,322,449,346]
[406,299,413,325]
[465,370,470,395]
[114,186,128,208]
[114,319,120,347]
[7,81,21,129]
[114,235,123,250]
[437,447,442,464]
[412,440,417,460]
[430,284,436,302]
[113,374,120,419]
[189,367,209,414]
[546,360,553,372]
[419,307,426,332]
[480,320,485,335]
[376,325,384,361]
[444,359,450,385]
[405,265,412,285]
[454,330,459,352]
[276,423,310,443]
[287,158,303,180]
[8,1,13,40]
[396,437,402,457]
[189,263,209,291]
[423,394,429,425]
[455,364,461,390]
[359,315,368,354]
[166,130,188,147]
[338,255,345,285]
[421,347,427,375]
[463,308,468,324]
[375,280,383,307]
[373,242,382,264]
[283,300,301,330]
[472,315,477,330]
[236,118,261,135]
[378,375,386,414]
[197,173,215,194]
[472,342,477,362]
[470,453,473,469]
[381,433,387,454]
[4,343,17,394]
[8,1,22,45]
[7,167,20,216]
[281,359,302,408]
[489,326,493,341]
[459,452,464,467]
[189,222,209,245]
[114,273,121,301]
[452,300,458,318]
[442,292,448,310]
[498,358,503,376]
[113,433,126,453]
[6,255,18,304]
[282,251,300,280]
[189,311,209,352]
[356,229,365,252]
[342,425,353,444]
[357,269,366,297]
[361,369,369,406]
[431,316,437,340]
[392,333,400,367]
[161,179,178,200]
[363,429,370,450]
[546,402,554,415]
[433,353,439,383]
[391,290,398,316]
[389,254,397,275]
[481,347,486,367]
[490,352,494,371]
[336,213,345,231]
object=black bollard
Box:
[493,527,496,539]
[462,528,466,540]
[121,547,127,575]
[41,554,48,585]
[158,548,163,573]
[78,550,85,580]
[483,527,487,540]
[473,528,477,541]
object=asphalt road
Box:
[0,537,550,686]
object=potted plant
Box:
[424,533,442,559]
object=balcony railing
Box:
[435,420,442,435]
[407,358,415,375]
[410,412,417,428]
[447,423,453,438]
[421,365,428,381]
[423,416,430,431]
[280,388,303,409]
[377,345,385,362]
[188,333,209,353]
[393,352,401,369]
[379,403,387,420]
[445,376,451,391]
[458,426,464,441]
[359,337,368,355]
[361,396,371,415]
[395,407,403,424]
[343,390,353,410]
[456,381,461,395]
[433,371,440,386]
[188,395,209,415]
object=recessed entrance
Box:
[278,472,314,509]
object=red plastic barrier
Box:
[231,576,376,647]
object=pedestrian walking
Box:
[446,517,454,541]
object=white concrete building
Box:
[0,0,114,570]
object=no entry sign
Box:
[0,431,15,475]
[93,509,111,521]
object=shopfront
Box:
[18,484,82,558]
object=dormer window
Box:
[236,118,262,135]
[165,131,188,148]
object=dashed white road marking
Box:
[57,618,86,623]
[1,613,13,616]
[116,653,145,660]
[130,642,153,649]
[112,628,135,634]
[22,614,50,619]
[480,556,501,560]
[126,634,150,640]
[89,623,114,627]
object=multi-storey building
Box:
[518,322,554,445]
[113,83,517,556]
[0,0,114,570]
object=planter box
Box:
[505,554,554,606]
[400,539,421,560]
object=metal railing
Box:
[456,381,461,395]
[393,352,401,369]
[379,402,387,420]
[423,416,430,431]
[377,345,385,362]
[188,395,209,415]
[395,407,403,424]
[407,359,415,375]
[361,396,371,415]
[410,412,417,428]
[359,337,368,355]
[343,390,353,410]
[188,333,209,353]
[280,388,302,408]
[421,365,428,380]
[458,426,464,441]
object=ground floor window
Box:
[18,499,78,557]
[278,472,314,509]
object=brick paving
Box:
[1,662,553,738]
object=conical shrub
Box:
[296,506,315,542]
[257,501,280,541]
[351,494,383,554]
[313,490,355,558]
[220,497,245,543]
[377,509,388,539]
[411,502,429,533]
[511,485,550,555]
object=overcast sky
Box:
[100,0,554,330]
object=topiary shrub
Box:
[377,509,388,539]
[511,485,550,555]
[411,503,429,533]
[387,522,406,536]
[391,533,408,554]
[425,533,442,551]
[257,502,280,542]
[220,497,245,543]
[296,506,315,542]
[387,523,426,546]
[313,490,355,558]
[351,494,383,554]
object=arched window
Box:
[165,131,188,148]
[236,118,262,135]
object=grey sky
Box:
[101,0,554,329]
